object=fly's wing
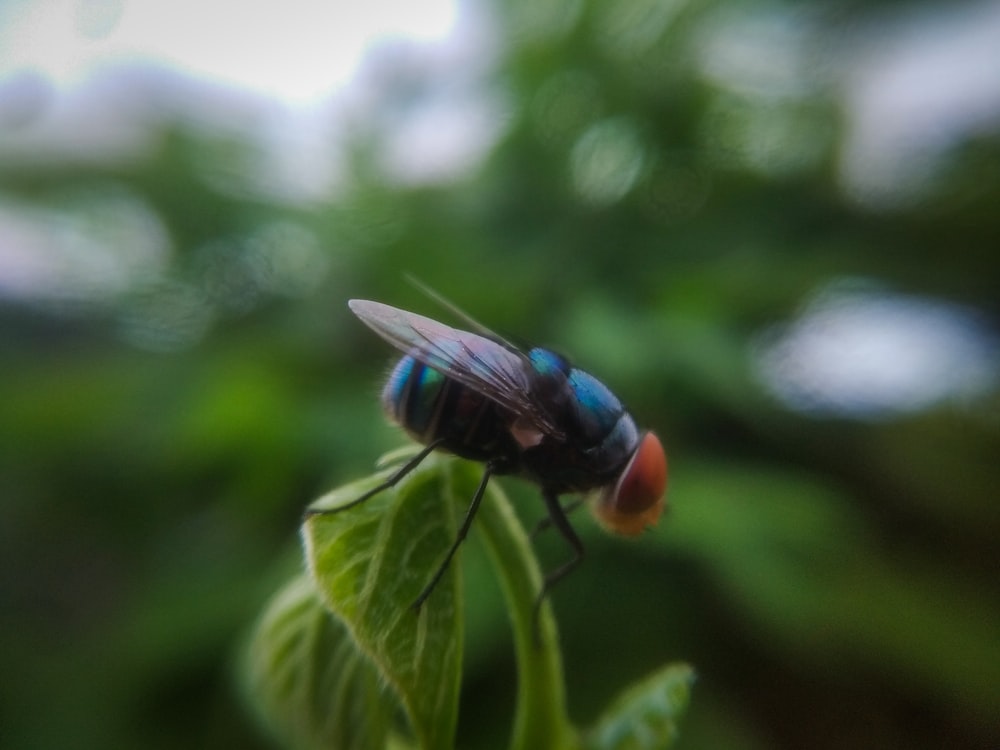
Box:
[404,275,520,351]
[349,299,565,439]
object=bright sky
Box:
[0,0,458,105]
[0,0,492,199]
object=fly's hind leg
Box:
[303,439,444,520]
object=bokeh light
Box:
[753,279,999,419]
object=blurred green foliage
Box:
[2,0,999,749]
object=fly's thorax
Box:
[527,347,570,376]
[566,368,627,444]
[584,411,640,474]
[525,348,574,412]
[527,347,628,446]
[517,346,639,491]
[519,411,640,493]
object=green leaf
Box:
[302,455,463,750]
[241,575,396,750]
[585,664,695,750]
[248,454,686,750]
[470,469,579,750]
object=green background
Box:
[2,1,998,748]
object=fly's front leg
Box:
[532,489,585,643]
[411,460,496,611]
[530,497,584,538]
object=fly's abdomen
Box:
[382,356,443,437]
[381,355,514,462]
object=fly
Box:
[307,299,668,631]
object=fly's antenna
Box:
[404,274,519,351]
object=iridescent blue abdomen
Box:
[382,355,520,465]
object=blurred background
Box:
[2,0,999,748]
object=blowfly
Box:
[307,299,668,628]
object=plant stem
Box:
[471,473,579,750]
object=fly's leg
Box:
[532,489,585,644]
[303,439,444,519]
[411,461,495,611]
[530,497,584,538]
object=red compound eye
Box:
[594,432,668,536]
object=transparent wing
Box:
[348,299,565,438]
[404,274,520,351]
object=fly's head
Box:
[593,431,667,536]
